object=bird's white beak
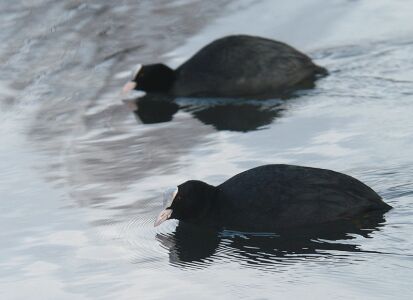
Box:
[154,209,173,227]
[154,187,178,227]
[122,81,137,93]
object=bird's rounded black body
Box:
[131,35,327,99]
[168,165,391,232]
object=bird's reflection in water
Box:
[156,211,388,270]
[131,94,180,124]
[157,224,221,266]
[191,104,283,132]
[129,94,284,132]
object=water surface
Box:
[1,0,413,299]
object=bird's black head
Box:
[131,63,175,93]
[154,180,218,227]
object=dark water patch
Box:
[156,211,389,271]
[190,104,283,132]
[131,95,286,132]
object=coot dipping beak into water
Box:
[123,35,327,99]
[154,164,391,232]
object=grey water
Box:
[1,0,413,299]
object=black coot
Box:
[124,35,327,98]
[154,164,391,232]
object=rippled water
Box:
[1,0,413,299]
